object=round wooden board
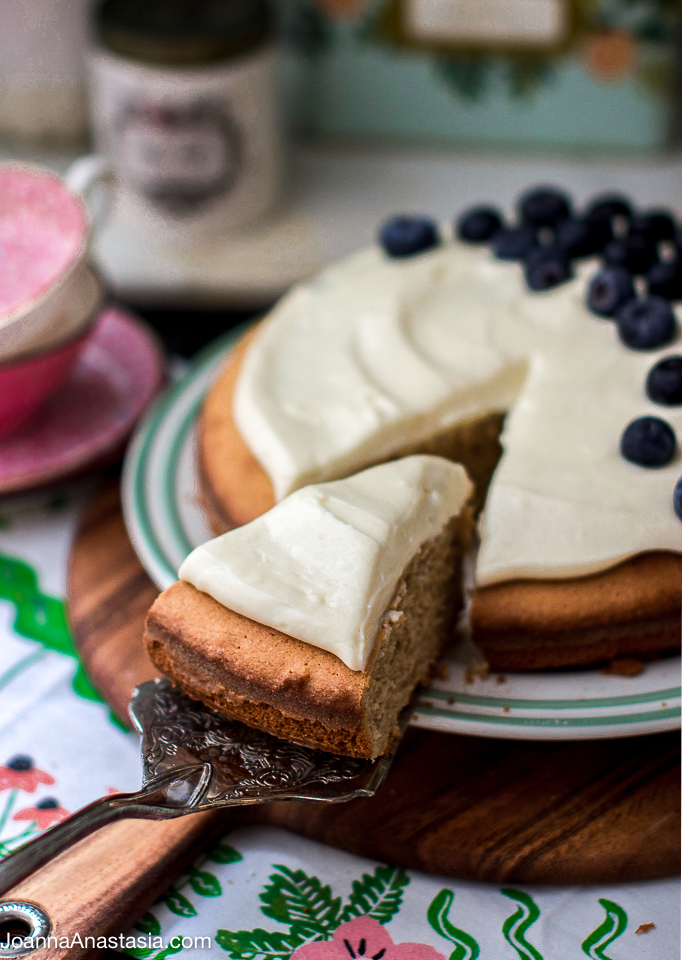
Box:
[68,481,681,886]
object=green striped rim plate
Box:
[122,328,681,742]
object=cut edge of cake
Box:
[144,502,475,759]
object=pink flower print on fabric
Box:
[0,756,54,793]
[292,916,446,960]
[13,797,69,831]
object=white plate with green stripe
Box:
[122,326,681,741]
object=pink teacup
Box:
[0,319,97,437]
[0,159,113,433]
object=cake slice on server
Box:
[144,455,474,758]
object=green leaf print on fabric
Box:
[135,913,162,937]
[501,889,544,960]
[216,928,296,959]
[129,935,185,960]
[152,846,235,929]
[217,863,411,956]
[581,899,628,959]
[163,887,198,918]
[427,889,480,960]
[188,866,222,898]
[260,865,341,938]
[0,552,104,706]
[339,864,409,924]
[158,936,185,959]
[207,841,244,865]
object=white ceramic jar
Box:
[88,0,283,243]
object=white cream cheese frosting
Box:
[233,237,682,586]
[179,455,471,671]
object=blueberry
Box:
[646,356,682,405]
[457,206,503,243]
[647,260,682,300]
[604,235,658,274]
[492,225,538,260]
[629,209,677,242]
[620,416,676,467]
[524,246,572,290]
[585,194,633,223]
[519,187,571,227]
[617,296,676,350]
[674,475,682,520]
[556,217,611,258]
[586,266,634,317]
[7,755,33,772]
[36,797,58,810]
[379,216,439,257]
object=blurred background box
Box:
[280,0,681,150]
[0,0,91,146]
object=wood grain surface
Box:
[66,482,680,885]
[6,813,221,960]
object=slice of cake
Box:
[145,455,473,758]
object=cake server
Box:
[0,677,405,948]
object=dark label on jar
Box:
[117,99,241,214]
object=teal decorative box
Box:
[281,0,680,149]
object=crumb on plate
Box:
[465,660,490,683]
[601,657,645,676]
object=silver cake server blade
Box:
[0,677,405,898]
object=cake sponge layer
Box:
[180,456,472,671]
[146,506,473,758]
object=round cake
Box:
[199,188,682,670]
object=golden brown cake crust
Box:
[472,552,682,670]
[199,324,275,532]
[147,582,367,723]
[198,326,681,671]
[146,581,376,756]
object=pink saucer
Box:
[0,306,164,494]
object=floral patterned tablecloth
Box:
[0,487,678,960]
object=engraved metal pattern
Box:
[131,678,392,805]
[0,678,403,903]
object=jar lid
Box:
[94,0,271,65]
